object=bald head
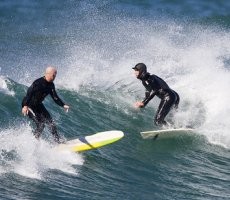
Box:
[46,66,57,74]
[44,66,57,82]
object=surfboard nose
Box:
[55,130,124,152]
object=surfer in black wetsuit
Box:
[22,66,69,143]
[133,63,179,126]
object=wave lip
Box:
[0,76,14,96]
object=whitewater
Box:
[0,1,230,199]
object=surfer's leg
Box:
[28,110,44,139]
[47,119,60,143]
[34,121,45,139]
[41,105,60,143]
[154,100,169,126]
[154,96,175,126]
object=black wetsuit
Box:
[22,77,65,142]
[141,73,180,126]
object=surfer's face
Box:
[134,70,140,78]
[45,70,57,82]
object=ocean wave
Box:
[0,76,15,96]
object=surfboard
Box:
[140,128,194,140]
[55,130,124,152]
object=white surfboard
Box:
[55,130,124,152]
[140,128,194,140]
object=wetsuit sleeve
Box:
[22,81,38,106]
[141,80,156,107]
[142,90,156,107]
[50,84,65,107]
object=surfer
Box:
[133,63,179,127]
[21,66,69,143]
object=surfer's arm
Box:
[22,82,37,115]
[50,87,65,107]
[50,85,69,112]
[142,90,156,107]
[141,79,156,107]
[22,82,37,106]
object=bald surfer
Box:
[22,66,69,143]
[133,63,180,127]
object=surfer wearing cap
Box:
[21,66,69,143]
[133,63,179,126]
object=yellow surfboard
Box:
[55,130,124,152]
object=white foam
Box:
[0,76,14,96]
[0,124,84,179]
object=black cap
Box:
[132,63,147,71]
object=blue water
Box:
[0,0,230,199]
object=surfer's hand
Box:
[64,105,69,113]
[22,106,29,116]
[134,101,144,108]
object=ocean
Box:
[0,0,230,199]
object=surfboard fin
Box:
[153,134,159,140]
